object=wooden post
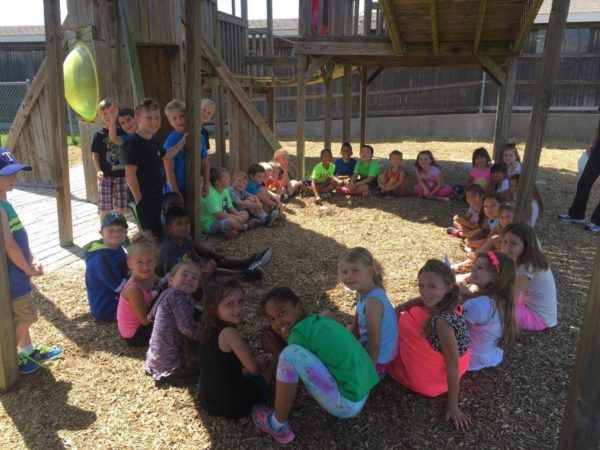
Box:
[0,223,19,391]
[515,0,570,223]
[266,0,274,78]
[212,78,226,167]
[266,88,276,132]
[185,0,203,242]
[359,67,368,147]
[343,64,352,143]
[492,56,517,162]
[297,54,307,179]
[241,0,248,20]
[558,237,600,449]
[323,64,333,150]
[44,0,73,246]
[364,0,373,36]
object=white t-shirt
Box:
[462,295,504,371]
[495,178,509,193]
[530,200,539,227]
[518,265,557,327]
[507,161,522,178]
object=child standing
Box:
[254,287,378,444]
[490,163,509,193]
[340,144,380,196]
[298,148,338,203]
[91,99,128,222]
[0,150,63,374]
[501,223,557,331]
[463,252,517,371]
[448,183,484,238]
[83,213,129,321]
[197,278,275,419]
[145,262,203,385]
[117,233,159,347]
[229,171,279,226]
[414,150,452,201]
[466,147,492,192]
[377,150,408,196]
[124,98,185,237]
[502,143,522,178]
[334,142,357,180]
[508,174,543,227]
[201,167,260,239]
[338,248,398,377]
[388,260,471,430]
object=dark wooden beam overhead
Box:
[379,0,404,55]
[305,56,331,80]
[513,0,545,53]
[367,67,384,87]
[429,0,439,56]
[477,54,506,86]
[474,0,488,55]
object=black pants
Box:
[568,149,600,225]
[125,323,153,347]
[136,196,163,237]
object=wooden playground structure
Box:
[0,0,597,446]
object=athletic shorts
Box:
[12,292,38,324]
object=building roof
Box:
[536,0,600,23]
[0,25,45,43]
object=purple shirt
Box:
[145,288,202,380]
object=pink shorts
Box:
[515,294,547,331]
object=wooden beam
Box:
[0,223,19,391]
[492,57,517,161]
[379,0,403,55]
[559,236,600,449]
[184,0,202,242]
[212,79,226,167]
[359,67,368,147]
[44,0,73,246]
[477,54,506,87]
[364,0,373,36]
[241,0,248,20]
[429,0,439,56]
[367,67,384,87]
[117,0,145,104]
[515,0,571,223]
[305,56,331,80]
[244,56,298,66]
[343,64,352,143]
[297,54,307,179]
[266,87,276,132]
[323,63,334,150]
[513,0,546,54]
[474,0,488,55]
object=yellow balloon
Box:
[63,42,99,122]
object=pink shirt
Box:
[117,279,153,338]
[468,166,492,191]
[417,165,442,190]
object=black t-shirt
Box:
[124,133,166,200]
[91,127,127,177]
[201,126,210,150]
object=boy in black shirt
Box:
[124,98,186,237]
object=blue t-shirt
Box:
[163,131,208,193]
[356,287,398,364]
[0,200,32,299]
[244,179,263,195]
[334,157,357,177]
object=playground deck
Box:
[6,166,137,273]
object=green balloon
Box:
[63,42,99,122]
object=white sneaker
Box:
[585,223,600,232]
[558,213,586,224]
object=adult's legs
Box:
[568,150,600,221]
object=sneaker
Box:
[249,248,273,270]
[30,344,64,363]
[252,405,295,444]
[585,222,600,232]
[446,227,462,238]
[320,192,332,199]
[18,352,41,374]
[335,187,350,195]
[224,230,240,240]
[246,219,262,231]
[558,213,585,224]
[243,267,264,282]
[265,209,279,227]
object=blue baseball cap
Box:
[101,213,129,229]
[0,149,32,176]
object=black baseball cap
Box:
[101,213,129,229]
[0,149,32,176]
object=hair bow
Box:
[487,251,500,275]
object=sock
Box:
[20,343,35,355]
[269,412,286,431]
[243,224,248,231]
[259,211,268,222]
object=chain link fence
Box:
[0,80,80,137]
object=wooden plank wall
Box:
[79,121,101,203]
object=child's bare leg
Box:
[15,322,32,349]
[274,381,298,423]
[350,184,369,195]
[319,183,336,194]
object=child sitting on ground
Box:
[201,167,261,239]
[297,148,338,204]
[246,163,284,215]
[338,248,398,378]
[91,99,129,222]
[255,287,378,444]
[467,147,492,192]
[377,150,408,196]
[462,251,516,371]
[447,184,484,238]
[476,202,515,254]
[84,213,129,321]
[502,143,522,178]
[230,171,279,226]
[145,261,203,385]
[501,223,557,331]
[414,150,452,201]
[389,260,471,430]
[117,232,159,347]
[0,150,63,374]
[490,162,509,193]
[334,142,357,181]
[197,278,276,419]
[337,144,380,196]
[272,149,301,197]
[508,174,543,227]
[265,162,285,197]
[464,192,505,250]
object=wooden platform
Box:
[6,166,137,273]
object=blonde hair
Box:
[201,98,216,111]
[232,170,249,182]
[125,231,158,257]
[339,247,384,288]
[164,99,186,115]
[98,98,112,113]
[273,149,289,161]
